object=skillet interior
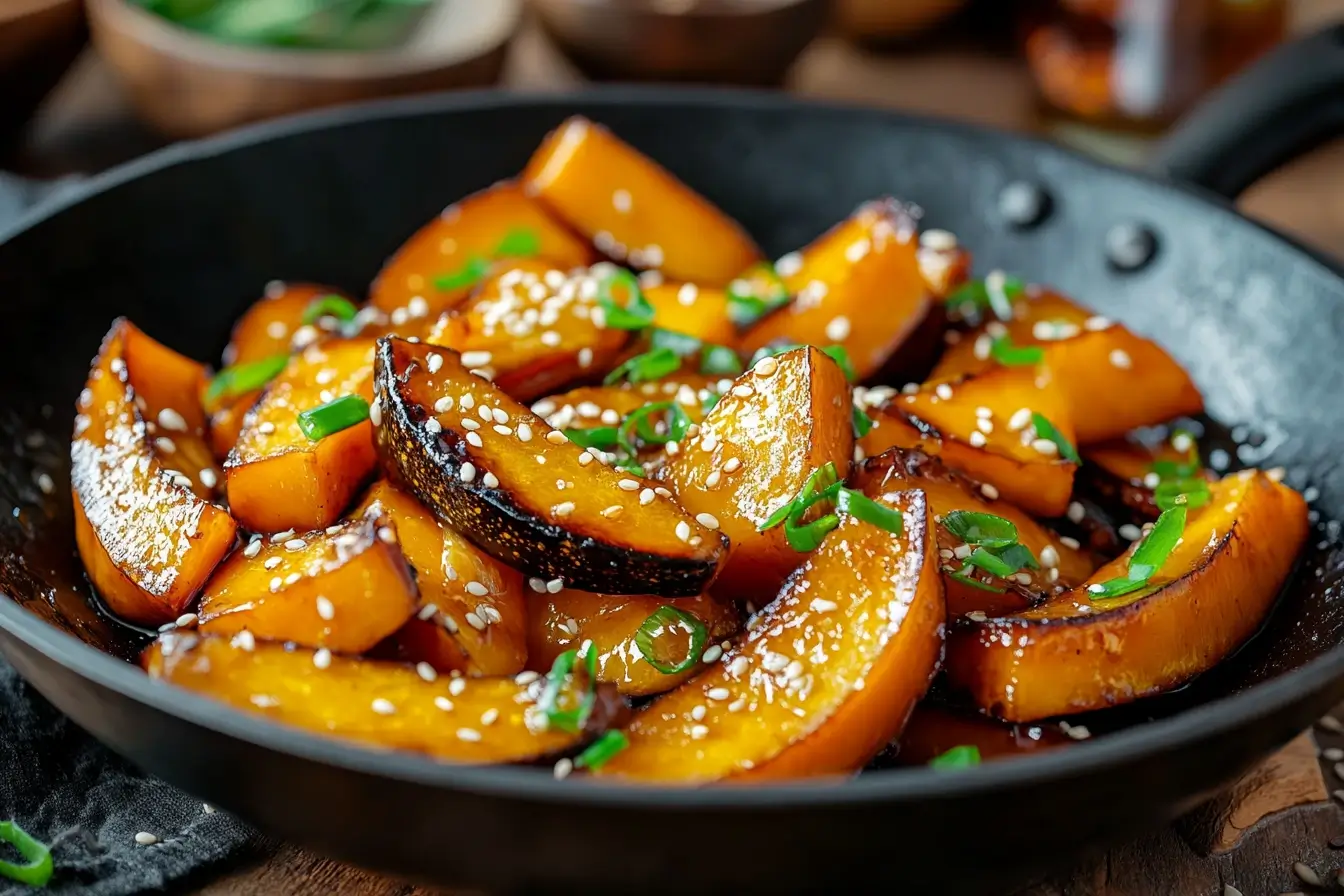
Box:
[0,89,1341,892]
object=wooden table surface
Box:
[14,4,1344,894]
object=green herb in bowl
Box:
[132,0,435,51]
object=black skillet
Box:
[0,26,1342,895]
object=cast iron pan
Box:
[0,27,1342,895]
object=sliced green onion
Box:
[966,547,1018,578]
[760,462,841,533]
[563,427,620,451]
[494,227,540,258]
[300,294,358,325]
[700,344,743,376]
[650,328,702,357]
[942,511,1018,549]
[205,353,289,406]
[296,394,370,441]
[726,263,790,326]
[1031,412,1080,463]
[821,345,857,382]
[1154,478,1212,512]
[702,392,721,413]
[538,647,599,734]
[635,606,708,675]
[946,274,1025,320]
[836,488,903,535]
[619,402,692,454]
[949,571,1006,593]
[603,347,682,385]
[615,458,647,475]
[760,498,796,532]
[1152,431,1203,482]
[433,256,490,291]
[993,542,1040,572]
[574,730,629,771]
[0,821,52,888]
[928,744,981,769]
[1088,505,1187,602]
[989,335,1044,366]
[851,405,874,438]
[597,269,656,330]
[785,513,840,551]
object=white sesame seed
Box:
[415,661,438,682]
[313,648,332,670]
[1084,316,1112,331]
[1067,501,1086,523]
[457,728,482,742]
[466,432,483,448]
[515,423,533,443]
[492,425,512,437]
[601,505,623,518]
[480,708,499,726]
[482,472,500,488]
[935,383,953,401]
[231,630,255,651]
[554,501,575,517]
[408,296,429,318]
[919,228,958,251]
[1032,438,1059,456]
[1009,408,1033,431]
[701,645,723,663]
[175,613,197,627]
[243,540,262,558]
[825,316,852,341]
[578,348,593,368]
[465,611,486,631]
[696,513,720,530]
[980,483,999,500]
[1119,523,1142,541]
[1109,348,1133,369]
[459,351,493,368]
[135,832,159,845]
[675,521,692,542]
[731,384,754,399]
[706,687,731,701]
[618,478,640,491]
[269,576,283,592]
[424,418,442,435]
[157,408,188,432]
[705,470,722,488]
[845,238,871,263]
[435,396,455,414]
[639,488,655,505]
[477,404,493,422]
[449,678,467,696]
[968,431,987,448]
[554,757,574,780]
[316,596,335,620]
[372,698,396,715]
[459,393,475,409]
[1041,545,1060,568]
[753,357,779,378]
[465,581,489,597]
[546,578,564,594]
[690,724,710,740]
[378,526,396,544]
[426,352,444,374]
[1060,536,1082,550]
[461,418,481,431]
[418,603,439,621]
[612,188,632,213]
[546,430,567,444]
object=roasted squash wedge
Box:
[597,489,944,782]
[944,469,1308,722]
[72,320,237,626]
[894,704,1068,766]
[425,259,629,402]
[933,288,1202,444]
[225,339,378,533]
[145,633,626,764]
[370,180,597,320]
[374,337,727,596]
[658,347,853,603]
[198,505,416,653]
[527,590,741,697]
[522,117,762,285]
[642,282,739,346]
[853,448,1095,618]
[357,481,527,677]
[738,200,933,383]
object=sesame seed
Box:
[457,728,482,742]
[968,431,987,448]
[483,472,500,488]
[1119,523,1142,541]
[675,521,691,542]
[1067,501,1085,523]
[753,356,778,378]
[492,424,512,437]
[554,501,575,517]
[639,488,655,505]
[701,645,723,663]
[919,228,958,251]
[1009,408,1033,431]
[554,757,574,780]
[1084,316,1112,331]
[426,353,444,374]
[466,432,483,448]
[449,678,466,697]
[415,662,438,682]
[1041,545,1060,567]
[157,408,188,432]
[461,418,480,431]
[408,296,429,318]
[601,505,623,518]
[1109,348,1133,369]
[845,238,871,263]
[459,394,475,409]
[465,581,489,597]
[810,598,838,613]
[545,578,564,594]
[1060,536,1082,550]
[477,404,493,422]
[825,316,851,341]
[731,384,754,399]
[465,612,486,631]
[418,603,439,621]
[1031,438,1058,456]
[706,687,731,701]
[231,630,255,651]
[371,698,396,715]
[545,430,567,444]
[460,351,493,368]
[313,648,332,669]
[135,832,159,846]
[269,576,283,592]
[1294,862,1322,887]
[980,483,999,500]
[243,540,262,558]
[284,538,306,552]
[578,348,594,367]
[618,478,640,491]
[696,513,720,530]
[378,526,396,544]
[935,384,953,400]
[316,596,335,620]
[436,698,455,715]
[690,724,710,740]
[705,470,722,488]
[425,418,442,435]
[1087,583,1105,594]
[480,708,499,726]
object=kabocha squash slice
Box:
[933,287,1202,444]
[144,633,627,764]
[642,282,739,346]
[72,320,237,627]
[853,448,1095,618]
[894,704,1069,766]
[356,481,528,677]
[596,489,944,782]
[197,505,417,654]
[527,590,741,697]
[370,180,597,320]
[944,469,1308,722]
[737,200,935,383]
[426,259,629,402]
[522,116,762,286]
[658,347,854,603]
[225,338,378,533]
[374,337,727,596]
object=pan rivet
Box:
[1105,223,1158,271]
[998,181,1051,229]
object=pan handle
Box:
[1149,24,1344,200]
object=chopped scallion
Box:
[0,821,52,888]
[1088,505,1187,601]
[649,328,702,358]
[300,294,358,325]
[836,488,903,535]
[989,335,1044,366]
[1154,478,1212,512]
[1031,412,1080,463]
[928,744,981,769]
[948,571,1006,593]
[851,405,874,438]
[942,510,1018,549]
[574,730,630,771]
[635,606,708,675]
[597,269,656,331]
[296,394,370,441]
[700,344,744,376]
[726,263,790,326]
[563,427,620,452]
[433,256,491,291]
[603,347,682,385]
[494,227,540,258]
[204,354,290,406]
[785,513,840,551]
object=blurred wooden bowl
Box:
[833,0,968,45]
[88,0,522,140]
[531,0,827,87]
[0,0,87,147]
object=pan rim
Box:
[3,84,1340,809]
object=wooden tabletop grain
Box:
[15,3,1344,893]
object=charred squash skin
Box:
[144,633,627,764]
[72,320,238,626]
[597,490,944,783]
[522,117,762,286]
[944,470,1309,722]
[374,337,727,596]
[197,505,417,654]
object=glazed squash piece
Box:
[933,287,1202,444]
[597,489,944,782]
[642,281,739,346]
[72,320,237,627]
[225,338,378,533]
[893,704,1069,766]
[144,633,627,764]
[659,347,854,603]
[527,589,741,697]
[522,117,762,286]
[738,200,935,383]
[374,337,727,596]
[370,180,597,320]
[1083,427,1211,523]
[197,505,417,653]
[914,231,973,299]
[944,469,1308,722]
[426,259,629,402]
[853,448,1095,618]
[356,481,527,677]
[532,374,720,435]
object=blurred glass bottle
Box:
[1023,0,1287,131]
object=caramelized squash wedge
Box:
[738,200,933,383]
[527,590,741,697]
[357,481,527,677]
[933,288,1202,444]
[659,347,854,603]
[72,320,237,626]
[642,282,739,346]
[944,469,1308,722]
[145,633,626,764]
[198,505,416,653]
[370,180,597,319]
[894,704,1069,766]
[854,448,1095,618]
[597,489,944,782]
[225,339,378,533]
[522,116,762,285]
[426,259,629,402]
[374,337,727,596]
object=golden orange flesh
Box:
[71,320,237,626]
[522,116,762,286]
[198,505,417,654]
[225,338,378,533]
[144,633,626,764]
[944,470,1309,722]
[642,282,739,346]
[597,490,944,783]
